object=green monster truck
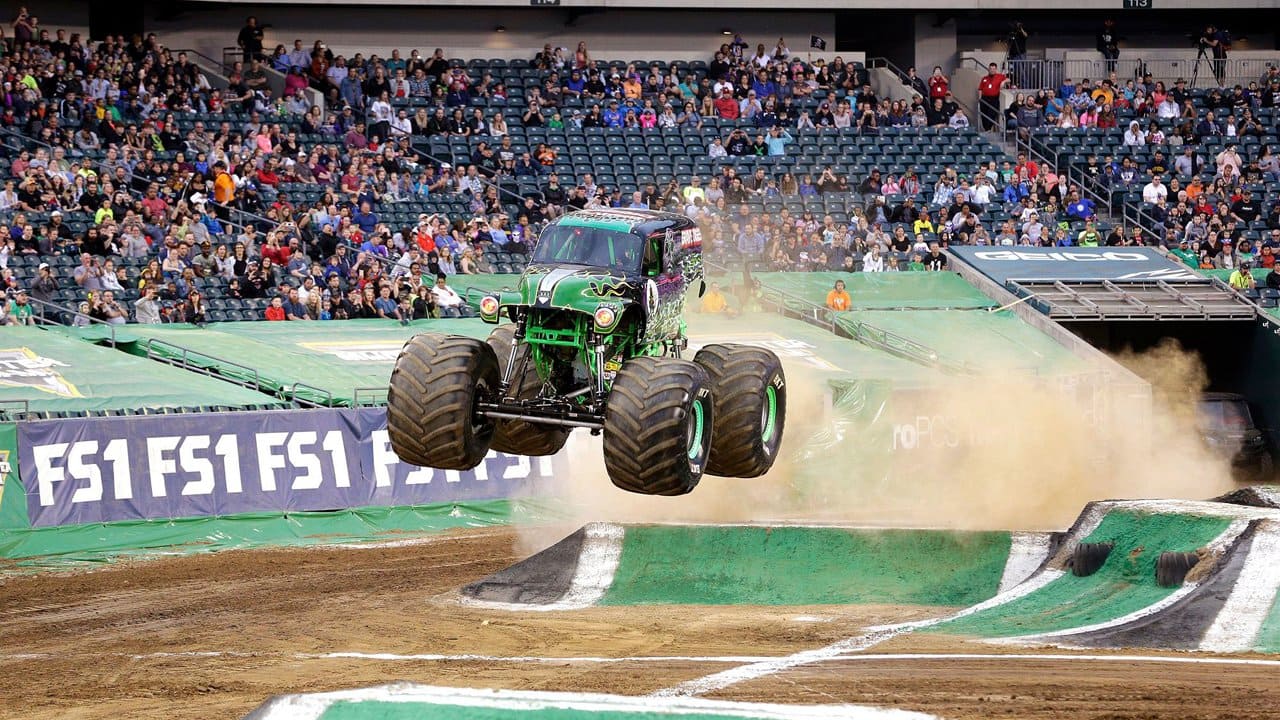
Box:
[386,209,786,495]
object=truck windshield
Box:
[1198,399,1253,432]
[532,224,644,273]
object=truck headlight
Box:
[480,296,499,316]
[594,307,617,329]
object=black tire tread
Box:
[694,344,786,478]
[387,333,497,470]
[1156,551,1200,587]
[486,324,569,456]
[1070,541,1114,577]
[603,356,710,496]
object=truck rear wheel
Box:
[387,333,498,470]
[694,344,786,478]
[603,357,713,496]
[486,324,569,456]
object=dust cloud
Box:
[514,314,1238,555]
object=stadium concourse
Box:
[5,7,1280,720]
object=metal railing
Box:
[708,264,979,375]
[141,336,334,408]
[1000,56,1272,92]
[352,387,389,407]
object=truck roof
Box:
[557,209,693,235]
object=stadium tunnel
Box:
[950,248,1280,467]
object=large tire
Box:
[694,344,786,478]
[387,333,498,470]
[1069,541,1114,577]
[603,357,713,496]
[486,324,569,456]
[1156,551,1200,587]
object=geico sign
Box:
[973,250,1149,262]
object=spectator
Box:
[825,279,852,311]
[431,275,464,317]
[5,288,33,325]
[977,63,1007,131]
[265,296,286,321]
[237,16,265,62]
[135,285,162,323]
[927,66,949,101]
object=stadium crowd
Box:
[998,61,1280,284]
[0,6,1277,325]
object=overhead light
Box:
[495,25,506,33]
[721,29,732,36]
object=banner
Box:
[949,246,1198,284]
[0,422,14,525]
[15,408,558,528]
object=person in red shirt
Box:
[1015,152,1040,180]
[260,232,291,266]
[978,62,1008,131]
[713,87,740,120]
[264,296,286,320]
[928,66,949,101]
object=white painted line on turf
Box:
[998,532,1051,593]
[1201,521,1280,653]
[247,683,939,720]
[652,504,1112,698]
[459,522,624,612]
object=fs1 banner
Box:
[16,408,557,527]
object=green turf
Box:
[933,510,1232,637]
[597,525,1013,606]
[752,271,996,310]
[1253,586,1280,653]
[0,500,548,570]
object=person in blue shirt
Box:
[764,126,792,156]
[353,202,379,234]
[602,101,625,128]
[282,288,309,320]
[373,285,400,319]
[563,69,586,97]
[1065,192,1096,220]
[751,70,776,100]
[1003,178,1030,205]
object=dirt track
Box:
[2,528,1277,720]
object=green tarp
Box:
[0,499,547,569]
[751,271,997,310]
[0,326,277,414]
[686,311,933,384]
[67,319,496,406]
[836,309,1089,374]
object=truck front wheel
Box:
[387,333,498,470]
[603,357,713,496]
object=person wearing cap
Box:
[1229,261,1257,291]
[1170,238,1198,268]
[5,288,33,325]
[1231,189,1260,224]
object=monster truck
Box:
[386,209,786,495]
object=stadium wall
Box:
[148,6,841,67]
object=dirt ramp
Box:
[461,523,1046,610]
[1214,485,1280,509]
